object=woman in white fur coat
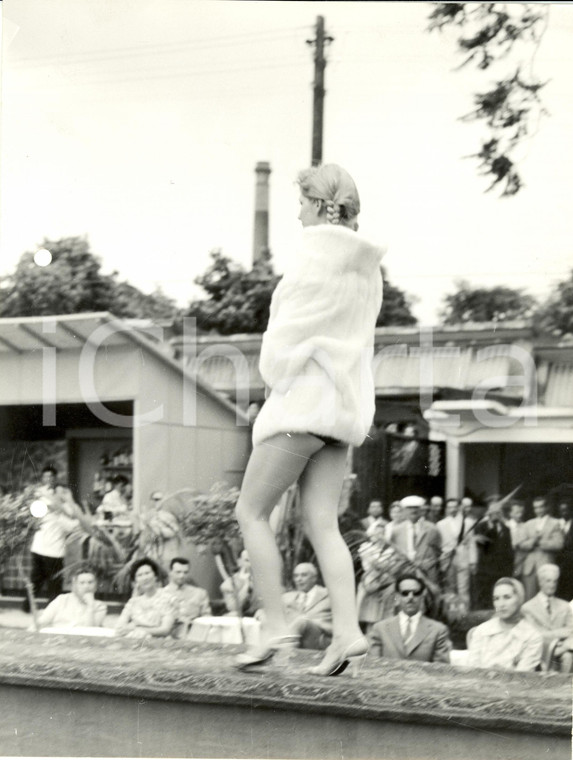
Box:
[235,164,385,676]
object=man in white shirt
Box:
[282,563,332,650]
[369,573,451,662]
[506,502,527,579]
[157,557,211,639]
[437,498,461,591]
[35,569,108,631]
[28,466,79,608]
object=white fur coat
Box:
[252,224,385,447]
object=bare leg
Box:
[298,445,365,651]
[235,433,324,642]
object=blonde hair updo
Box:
[297,163,360,224]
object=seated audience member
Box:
[35,568,107,630]
[282,563,332,650]
[157,557,212,639]
[369,573,452,663]
[361,499,387,537]
[474,500,514,609]
[96,474,130,521]
[115,558,175,639]
[220,550,258,616]
[521,564,573,672]
[467,577,543,672]
[517,496,564,601]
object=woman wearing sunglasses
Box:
[368,572,452,663]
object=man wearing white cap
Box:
[390,496,442,585]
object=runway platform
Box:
[0,628,570,759]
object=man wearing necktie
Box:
[369,573,452,662]
[390,496,442,585]
[281,563,332,650]
[522,564,573,672]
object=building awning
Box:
[544,363,573,407]
[0,313,145,353]
[0,313,249,423]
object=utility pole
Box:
[306,16,334,167]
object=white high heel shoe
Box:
[235,634,299,671]
[308,637,369,677]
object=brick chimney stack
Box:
[253,161,271,264]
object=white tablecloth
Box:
[40,626,116,637]
[188,616,261,646]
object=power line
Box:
[12,26,309,68]
[6,57,310,94]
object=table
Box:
[188,615,260,646]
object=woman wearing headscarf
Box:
[467,577,543,671]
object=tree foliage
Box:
[535,269,573,338]
[185,249,280,335]
[427,2,549,196]
[0,236,180,320]
[440,279,537,324]
[377,269,418,327]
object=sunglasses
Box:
[398,589,424,597]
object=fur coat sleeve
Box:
[252,224,385,447]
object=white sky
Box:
[1,1,572,324]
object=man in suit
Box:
[522,564,573,672]
[391,495,442,586]
[516,497,564,601]
[474,501,514,609]
[157,557,211,639]
[369,572,451,663]
[557,503,573,601]
[282,563,332,650]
